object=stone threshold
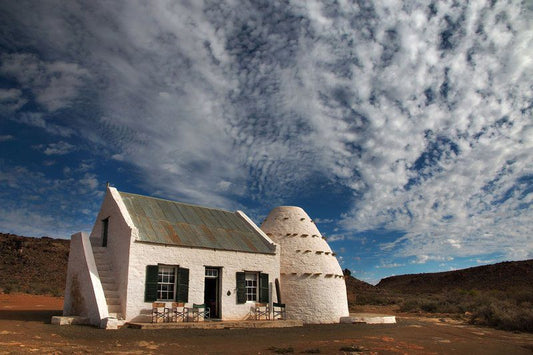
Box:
[127,319,303,329]
[340,313,396,324]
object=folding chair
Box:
[151,302,167,323]
[254,303,270,320]
[191,303,210,322]
[273,302,286,320]
[169,302,187,322]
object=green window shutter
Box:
[259,273,269,303]
[144,265,159,302]
[236,272,246,304]
[176,267,189,302]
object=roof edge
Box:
[236,210,278,250]
[108,186,136,232]
[134,239,277,255]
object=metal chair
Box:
[254,303,270,320]
[151,302,167,323]
[273,302,286,320]
[169,302,187,322]
[191,303,210,322]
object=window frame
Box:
[205,268,219,278]
[157,265,178,301]
[244,272,258,302]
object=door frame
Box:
[204,267,222,319]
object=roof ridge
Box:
[118,190,236,214]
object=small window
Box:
[157,266,177,301]
[205,268,219,278]
[245,272,258,302]
[102,217,109,247]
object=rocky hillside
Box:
[376,260,533,294]
[0,233,69,296]
[2,231,532,302]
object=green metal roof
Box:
[119,191,276,254]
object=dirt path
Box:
[1,294,532,354]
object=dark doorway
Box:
[204,267,221,319]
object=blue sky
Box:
[0,1,531,284]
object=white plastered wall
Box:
[63,232,109,326]
[126,242,280,322]
[88,186,136,317]
[261,206,349,323]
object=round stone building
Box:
[261,206,349,323]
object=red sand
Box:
[0,293,63,311]
[0,293,532,354]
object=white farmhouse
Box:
[62,186,348,328]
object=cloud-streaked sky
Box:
[1,0,531,283]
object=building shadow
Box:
[0,310,62,323]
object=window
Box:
[236,272,268,304]
[205,268,219,278]
[145,265,189,303]
[157,266,176,301]
[102,217,109,247]
[245,272,258,301]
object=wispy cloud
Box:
[376,262,405,269]
[0,53,89,112]
[0,88,26,113]
[0,0,531,265]
[0,162,100,238]
[35,141,76,155]
[0,135,14,142]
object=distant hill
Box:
[0,233,69,296]
[376,260,533,294]
[342,269,376,306]
[2,231,532,302]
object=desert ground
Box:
[0,294,532,354]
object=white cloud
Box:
[376,262,405,269]
[0,0,531,263]
[0,163,101,238]
[16,112,75,137]
[0,88,26,112]
[0,53,89,112]
[41,141,76,155]
[326,234,345,242]
[79,173,99,191]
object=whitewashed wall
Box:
[63,232,108,326]
[261,206,349,323]
[89,186,136,316]
[126,242,280,322]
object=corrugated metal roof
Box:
[119,191,276,254]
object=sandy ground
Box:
[1,294,532,354]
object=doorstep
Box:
[127,319,303,329]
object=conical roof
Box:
[261,206,349,323]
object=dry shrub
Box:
[470,298,533,332]
[392,288,533,332]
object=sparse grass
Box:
[359,287,533,332]
[301,348,320,353]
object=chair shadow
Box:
[0,310,62,323]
